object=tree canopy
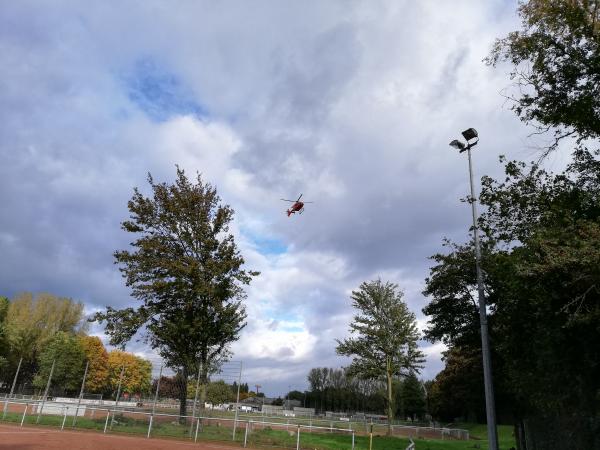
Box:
[33,331,86,394]
[423,149,600,447]
[93,168,257,418]
[0,297,9,374]
[106,350,152,396]
[487,0,600,149]
[336,279,424,434]
[206,380,233,405]
[4,293,85,362]
[79,336,110,394]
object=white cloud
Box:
[233,318,317,362]
[0,0,533,395]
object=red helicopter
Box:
[280,194,313,217]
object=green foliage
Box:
[93,168,257,417]
[336,280,424,380]
[306,367,386,414]
[33,331,86,393]
[0,296,9,373]
[422,239,485,349]
[337,279,424,433]
[5,293,85,365]
[425,347,485,423]
[487,0,600,148]
[286,389,305,402]
[399,373,426,420]
[423,149,600,446]
[206,380,233,404]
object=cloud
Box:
[1,0,531,396]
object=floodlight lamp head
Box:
[449,139,466,150]
[462,128,478,142]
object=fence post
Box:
[73,360,89,427]
[148,364,162,438]
[244,420,249,448]
[110,364,125,430]
[61,407,67,430]
[20,403,28,427]
[352,431,355,450]
[147,415,153,438]
[189,361,201,437]
[36,359,55,424]
[369,424,373,450]
[296,424,300,450]
[103,410,110,433]
[232,361,242,441]
[3,357,22,419]
[194,417,200,442]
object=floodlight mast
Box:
[449,128,499,450]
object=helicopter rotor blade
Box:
[280,199,296,202]
[297,194,303,202]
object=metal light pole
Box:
[450,128,498,450]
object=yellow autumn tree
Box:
[5,293,86,361]
[79,336,109,393]
[107,350,152,397]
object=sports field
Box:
[0,423,239,450]
[0,421,516,450]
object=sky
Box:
[0,1,569,396]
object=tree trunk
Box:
[386,358,393,436]
[199,357,208,410]
[179,365,188,424]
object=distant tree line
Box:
[151,377,251,404]
[298,367,426,421]
[0,292,152,399]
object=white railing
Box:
[0,399,355,450]
[1,395,469,441]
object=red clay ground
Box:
[0,423,241,450]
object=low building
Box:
[292,407,315,417]
[261,404,283,415]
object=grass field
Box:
[0,408,516,450]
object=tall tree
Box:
[206,380,234,405]
[487,0,600,150]
[79,336,110,393]
[423,150,600,448]
[106,350,152,397]
[4,293,85,381]
[33,331,86,394]
[0,297,11,377]
[336,279,424,434]
[424,346,486,422]
[400,373,426,421]
[152,374,189,399]
[93,168,257,420]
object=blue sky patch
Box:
[123,57,206,122]
[243,228,288,255]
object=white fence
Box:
[1,395,470,442]
[0,399,355,449]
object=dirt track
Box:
[0,423,240,450]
